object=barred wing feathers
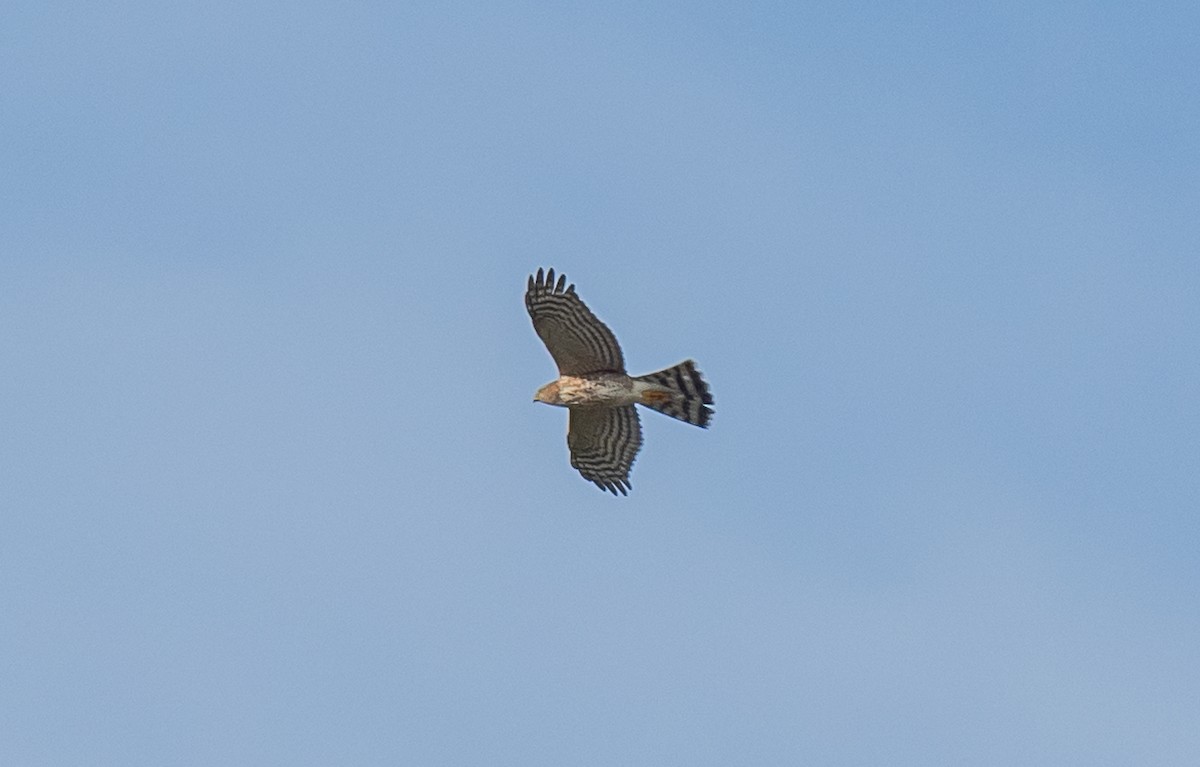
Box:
[567,405,642,496]
[526,268,626,375]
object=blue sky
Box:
[3,2,1198,764]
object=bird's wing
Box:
[567,405,641,495]
[526,268,625,375]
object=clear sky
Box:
[3,2,1198,764]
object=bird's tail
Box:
[635,360,714,428]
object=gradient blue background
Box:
[3,2,1198,764]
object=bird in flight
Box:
[526,267,713,495]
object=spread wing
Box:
[568,406,641,496]
[526,268,625,375]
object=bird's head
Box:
[533,380,562,405]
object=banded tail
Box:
[635,360,714,428]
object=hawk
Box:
[526,267,713,495]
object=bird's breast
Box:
[556,374,638,406]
